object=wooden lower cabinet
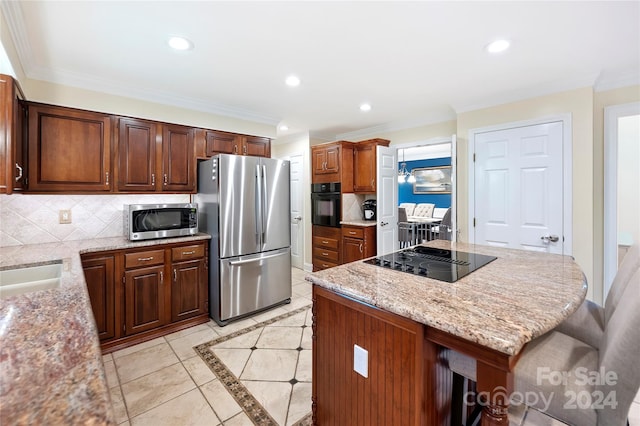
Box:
[342,225,376,264]
[312,225,342,271]
[312,286,426,425]
[82,255,116,341]
[81,240,209,353]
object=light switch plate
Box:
[354,344,368,378]
[59,209,72,224]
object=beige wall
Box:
[350,120,457,146]
[272,133,312,270]
[593,85,640,302]
[457,87,596,299]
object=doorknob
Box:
[380,221,388,227]
[293,216,302,221]
[541,234,560,244]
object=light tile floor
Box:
[103,267,640,426]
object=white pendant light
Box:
[398,149,410,183]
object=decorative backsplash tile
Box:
[0,194,190,247]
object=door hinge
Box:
[473,218,476,227]
[473,153,476,162]
[122,276,125,284]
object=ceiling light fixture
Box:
[168,36,193,51]
[360,103,372,112]
[279,125,289,131]
[285,75,300,87]
[485,39,510,54]
[398,149,410,183]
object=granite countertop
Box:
[0,233,211,425]
[306,240,587,356]
[340,220,377,227]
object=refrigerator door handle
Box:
[261,164,268,245]
[229,251,288,266]
[255,164,263,245]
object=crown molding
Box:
[0,0,34,76]
[453,72,600,114]
[594,70,640,92]
[334,111,456,141]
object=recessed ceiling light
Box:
[486,39,510,54]
[168,36,193,51]
[279,125,289,131]
[360,103,372,112]
[285,75,300,87]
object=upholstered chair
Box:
[448,244,640,426]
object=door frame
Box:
[467,114,573,254]
[393,136,457,242]
[604,102,640,298]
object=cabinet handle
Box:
[138,256,154,261]
[160,271,163,284]
[349,231,356,235]
[321,240,329,244]
[371,179,374,187]
[173,268,177,281]
[151,173,156,185]
[359,243,363,253]
[163,174,168,185]
[234,145,238,154]
[243,145,247,155]
[15,163,23,182]
[182,250,195,255]
[322,252,329,256]
[105,171,109,185]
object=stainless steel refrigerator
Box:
[196,154,291,326]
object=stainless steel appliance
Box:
[363,199,376,220]
[196,154,291,326]
[311,182,341,227]
[364,246,497,282]
[124,203,198,241]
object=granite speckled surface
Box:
[340,220,377,227]
[306,240,587,356]
[0,233,211,425]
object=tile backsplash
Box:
[0,194,190,247]
[342,193,376,222]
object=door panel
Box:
[474,122,564,254]
[376,146,398,255]
[289,154,304,269]
[124,265,165,335]
[219,248,291,321]
[261,157,291,252]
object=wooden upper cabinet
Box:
[353,138,390,193]
[242,136,271,157]
[28,103,112,192]
[312,144,340,176]
[116,117,157,192]
[0,74,27,194]
[311,141,354,189]
[201,130,270,158]
[162,124,195,192]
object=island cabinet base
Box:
[312,285,452,425]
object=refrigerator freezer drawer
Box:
[218,248,291,321]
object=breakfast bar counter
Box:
[0,234,210,425]
[306,240,587,425]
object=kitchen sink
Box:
[0,263,62,298]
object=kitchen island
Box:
[0,234,210,425]
[306,240,587,425]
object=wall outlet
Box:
[59,209,72,224]
[354,344,368,378]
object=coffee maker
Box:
[363,200,376,220]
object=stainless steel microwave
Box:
[125,203,198,241]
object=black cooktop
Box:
[364,246,497,283]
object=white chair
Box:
[399,202,416,217]
[412,203,435,218]
[398,207,417,248]
[448,243,640,426]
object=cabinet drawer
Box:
[125,249,165,269]
[313,236,340,250]
[172,244,205,261]
[313,247,339,262]
[313,259,339,271]
[342,227,364,239]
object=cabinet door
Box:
[205,130,237,156]
[311,147,328,176]
[0,75,25,193]
[117,117,157,192]
[242,136,271,157]
[171,258,206,322]
[82,255,116,341]
[342,237,363,264]
[353,144,376,192]
[28,104,112,191]
[124,264,166,335]
[324,145,340,173]
[162,124,195,192]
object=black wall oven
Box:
[311,183,341,227]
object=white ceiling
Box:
[2,1,639,141]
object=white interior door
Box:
[289,154,303,269]
[473,121,565,254]
[377,145,398,255]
